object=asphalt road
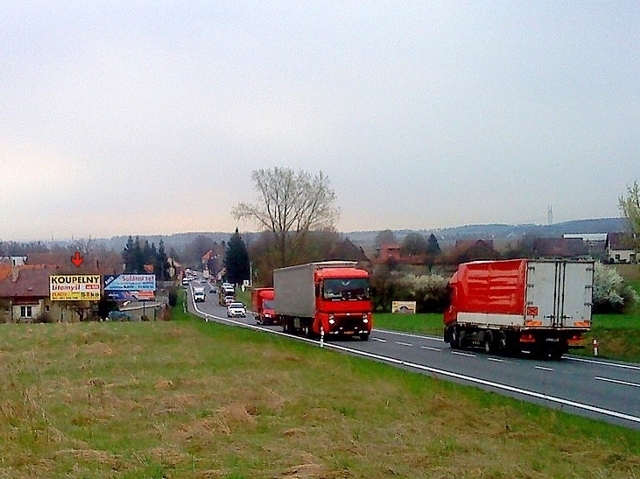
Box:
[185,281,640,430]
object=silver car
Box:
[226,302,246,318]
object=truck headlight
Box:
[329,315,335,325]
[362,314,369,323]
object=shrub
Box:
[371,270,450,313]
[168,287,178,307]
[592,262,639,313]
[34,312,54,323]
[398,273,450,313]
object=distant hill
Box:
[343,217,628,247]
[36,217,628,253]
[95,232,235,253]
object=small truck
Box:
[193,286,206,303]
[251,287,277,325]
[443,259,593,358]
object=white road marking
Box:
[373,328,442,342]
[487,357,504,363]
[420,346,442,352]
[396,341,413,347]
[595,377,640,388]
[567,356,640,371]
[535,366,554,372]
[373,338,387,343]
[451,351,475,358]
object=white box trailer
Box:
[443,259,594,358]
[274,261,357,317]
[273,261,373,339]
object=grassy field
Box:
[1,296,640,478]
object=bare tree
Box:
[231,167,339,267]
[401,232,428,256]
[619,180,640,251]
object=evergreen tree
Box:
[122,236,136,273]
[427,234,441,255]
[425,233,442,272]
[157,239,171,280]
[224,228,250,285]
[122,236,168,275]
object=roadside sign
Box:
[391,301,416,314]
[50,274,101,301]
[104,274,156,301]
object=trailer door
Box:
[526,261,593,328]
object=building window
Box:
[45,305,50,312]
[20,306,33,318]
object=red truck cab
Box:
[252,287,277,325]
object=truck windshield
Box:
[323,278,369,300]
[263,300,275,310]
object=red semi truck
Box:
[251,287,277,325]
[273,261,373,340]
[443,259,593,358]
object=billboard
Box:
[50,274,102,301]
[391,301,416,314]
[104,274,156,301]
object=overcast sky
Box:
[1,1,638,241]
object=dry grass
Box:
[0,314,639,479]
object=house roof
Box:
[327,238,370,263]
[0,264,12,282]
[26,251,124,274]
[606,232,635,251]
[0,267,52,298]
[533,237,588,258]
[453,239,495,251]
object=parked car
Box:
[226,302,247,318]
[107,310,131,321]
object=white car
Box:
[226,302,246,318]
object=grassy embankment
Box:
[374,279,640,364]
[1,293,639,478]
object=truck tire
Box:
[549,348,563,360]
[303,324,312,338]
[449,327,460,349]
[483,330,494,354]
[498,331,508,352]
[549,340,568,360]
[360,333,370,341]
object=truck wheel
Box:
[360,333,370,341]
[449,327,460,349]
[549,340,567,360]
[483,331,494,354]
[549,348,563,360]
[498,331,508,353]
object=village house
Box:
[0,266,80,322]
[606,232,638,263]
